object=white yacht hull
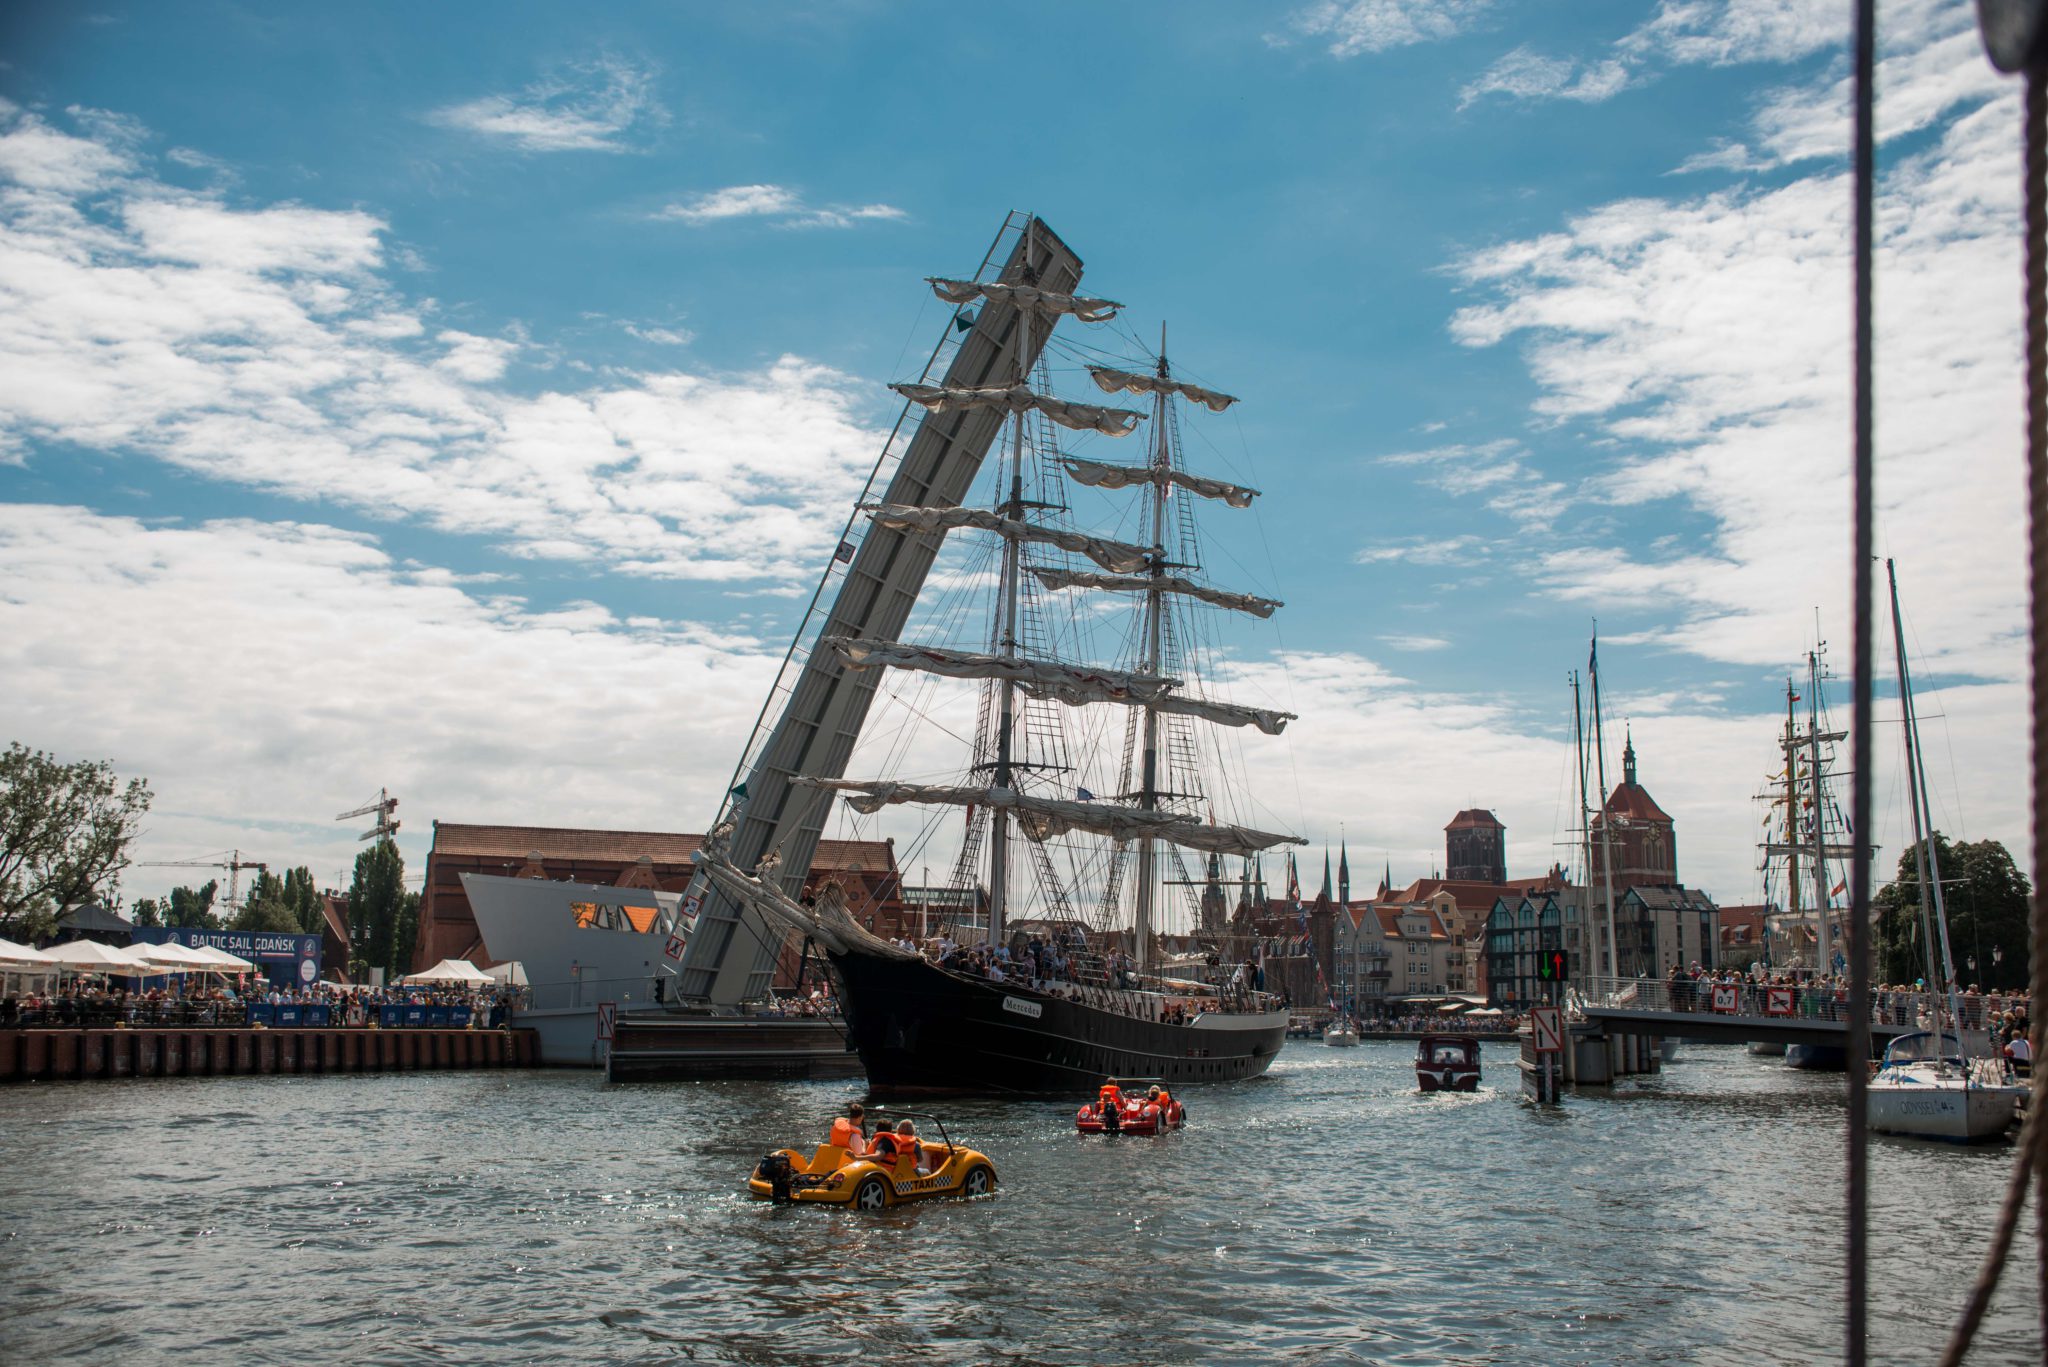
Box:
[1324,1027,1359,1048]
[1868,1075,2021,1143]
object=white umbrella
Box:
[402,957,494,985]
[0,937,56,967]
[42,940,171,975]
[182,943,259,972]
[135,941,217,969]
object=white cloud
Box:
[1382,440,1570,524]
[1439,22,2025,696]
[1354,533,1488,565]
[0,104,892,582]
[1281,0,1493,57]
[426,56,665,153]
[1379,634,1451,651]
[0,505,786,900]
[1460,48,1632,109]
[1618,0,1844,67]
[653,184,908,230]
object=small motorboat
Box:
[1077,1078,1185,1135]
[1867,1031,2024,1143]
[1324,1019,1360,1047]
[1416,1034,1482,1093]
[748,1109,997,1209]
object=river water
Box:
[0,1039,2036,1365]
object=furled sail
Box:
[1150,694,1297,737]
[690,844,918,961]
[866,503,1153,575]
[927,277,1123,322]
[1060,456,1261,509]
[825,637,1178,704]
[1087,365,1238,413]
[793,778,1305,858]
[1029,567,1282,619]
[890,383,1145,438]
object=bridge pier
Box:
[1561,1026,1661,1088]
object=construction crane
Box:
[337,788,400,843]
[136,850,269,917]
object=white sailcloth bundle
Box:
[927,277,1123,322]
[1060,456,1261,509]
[794,778,1305,858]
[826,637,1178,705]
[865,503,1153,575]
[891,383,1145,438]
[1087,365,1238,413]
[1029,567,1281,619]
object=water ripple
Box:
[0,1042,2036,1363]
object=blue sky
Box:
[0,0,2028,915]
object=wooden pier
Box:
[0,1027,540,1082]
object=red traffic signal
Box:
[1537,949,1569,981]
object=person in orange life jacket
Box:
[890,1119,923,1172]
[827,1102,868,1157]
[1098,1078,1123,1115]
[868,1125,901,1163]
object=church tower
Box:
[1444,809,1507,883]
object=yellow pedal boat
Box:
[747,1110,997,1210]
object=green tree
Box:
[348,839,409,981]
[1873,833,2030,991]
[231,896,302,933]
[132,896,163,928]
[392,890,420,977]
[0,742,153,938]
[166,879,219,930]
[281,866,326,936]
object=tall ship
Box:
[674,214,1299,1091]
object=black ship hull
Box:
[830,950,1288,1093]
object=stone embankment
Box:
[0,1027,539,1081]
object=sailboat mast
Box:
[1572,669,1592,978]
[986,225,1034,949]
[1783,681,1802,925]
[1889,561,1963,1029]
[1132,327,1170,977]
[1589,634,1620,978]
[1808,651,1832,974]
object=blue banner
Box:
[380,1004,403,1029]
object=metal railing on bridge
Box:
[1578,976,2005,1032]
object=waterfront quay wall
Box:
[0,1027,540,1083]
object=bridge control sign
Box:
[1711,985,1739,1013]
[1765,986,1794,1016]
[597,1001,617,1042]
[1531,1006,1563,1054]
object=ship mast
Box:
[1782,679,1802,942]
[1572,668,1591,981]
[1808,650,1832,974]
[1887,560,1961,1027]
[1132,326,1171,977]
[1589,633,1620,977]
[986,225,1035,949]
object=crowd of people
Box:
[1,976,520,1029]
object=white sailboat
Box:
[1866,560,2023,1142]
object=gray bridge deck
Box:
[1576,977,1973,1049]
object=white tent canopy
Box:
[41,940,170,975]
[181,943,259,972]
[403,958,493,985]
[0,937,57,967]
[135,941,218,969]
[484,961,527,988]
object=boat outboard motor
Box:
[759,1152,796,1203]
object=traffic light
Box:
[1537,949,1568,981]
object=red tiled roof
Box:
[1384,872,1565,908]
[428,822,896,872]
[1597,782,1673,825]
[1444,808,1504,831]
